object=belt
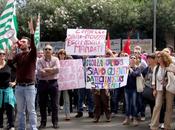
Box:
[17,82,35,87]
[39,79,57,83]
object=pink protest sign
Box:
[58,59,85,90]
[65,29,107,55]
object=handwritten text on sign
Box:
[58,59,85,90]
[65,29,107,55]
[86,57,129,89]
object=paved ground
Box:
[4,107,175,130]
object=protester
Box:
[110,52,127,116]
[75,55,94,118]
[92,49,113,123]
[0,50,16,130]
[7,18,38,130]
[142,53,157,118]
[37,44,60,129]
[57,49,72,121]
[122,55,141,126]
[150,51,174,130]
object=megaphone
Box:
[4,29,21,47]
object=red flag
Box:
[123,37,131,55]
[106,32,111,49]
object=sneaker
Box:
[9,127,15,130]
[75,112,83,118]
[133,119,138,126]
[60,106,63,110]
[122,118,130,125]
[106,118,111,122]
[53,123,59,129]
[159,123,164,129]
[39,122,46,129]
[111,113,116,118]
[140,117,145,121]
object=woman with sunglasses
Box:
[57,49,72,121]
[122,55,141,126]
[150,51,174,130]
[0,50,16,130]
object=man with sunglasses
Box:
[36,44,60,129]
[8,19,38,130]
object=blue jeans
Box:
[77,88,94,113]
[137,92,145,117]
[110,87,124,113]
[15,85,38,130]
[124,88,137,117]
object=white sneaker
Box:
[140,117,145,121]
[9,127,15,130]
[159,123,164,129]
[60,106,63,110]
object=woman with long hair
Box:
[150,51,174,130]
[57,49,72,121]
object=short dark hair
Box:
[147,53,156,59]
[21,36,31,45]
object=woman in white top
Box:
[150,51,174,130]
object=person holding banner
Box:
[57,49,72,121]
[37,44,60,129]
[93,49,113,123]
[75,55,94,119]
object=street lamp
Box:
[153,0,157,52]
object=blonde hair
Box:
[159,51,172,67]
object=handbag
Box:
[142,86,155,101]
[136,74,145,92]
[166,72,175,94]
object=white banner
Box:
[65,29,107,56]
[86,57,129,89]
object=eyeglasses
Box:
[0,53,5,56]
[130,57,136,59]
[45,48,52,51]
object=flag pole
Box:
[153,0,157,52]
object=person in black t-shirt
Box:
[0,50,16,130]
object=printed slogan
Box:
[58,59,85,90]
[65,29,107,55]
[86,57,129,89]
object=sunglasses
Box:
[45,48,52,51]
[130,57,136,59]
[0,53,5,55]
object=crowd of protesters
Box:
[0,19,175,130]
